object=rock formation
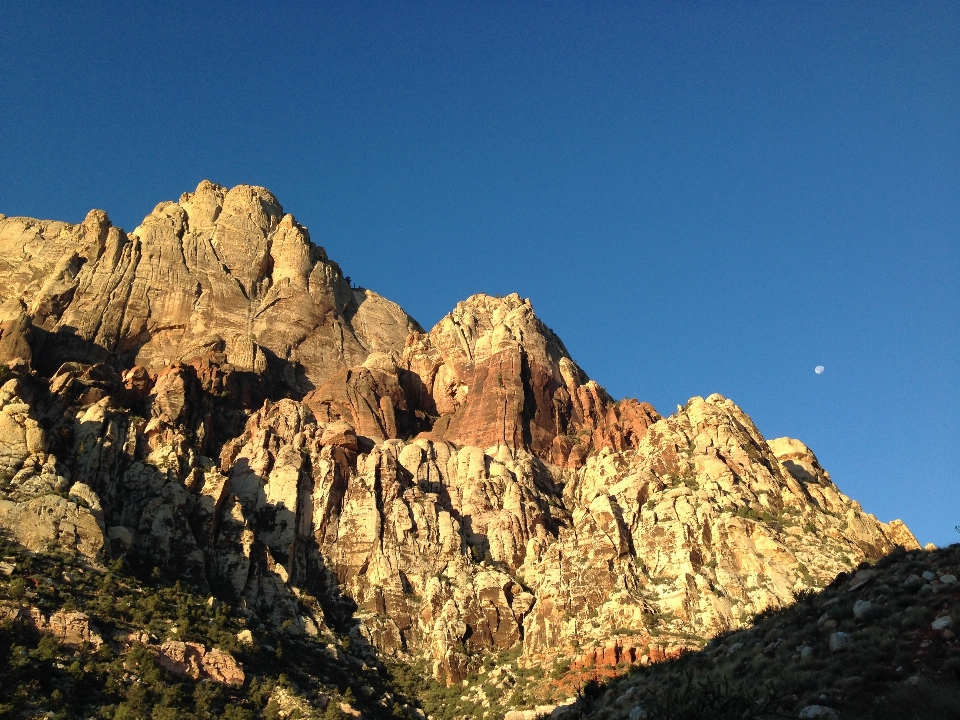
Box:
[0,182,420,391]
[154,640,245,686]
[0,604,104,650]
[0,182,919,687]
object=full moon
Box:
[815,365,825,375]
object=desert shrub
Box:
[901,606,928,629]
[845,678,960,720]
[637,672,779,720]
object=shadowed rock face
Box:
[0,183,920,685]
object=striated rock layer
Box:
[0,183,918,684]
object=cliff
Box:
[0,182,918,696]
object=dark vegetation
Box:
[0,532,419,719]
[4,529,960,720]
[572,544,960,720]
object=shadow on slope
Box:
[564,544,960,720]
[0,532,421,719]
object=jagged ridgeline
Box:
[0,183,918,697]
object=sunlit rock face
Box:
[399,292,661,466]
[0,181,420,392]
[0,183,918,684]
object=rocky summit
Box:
[0,182,921,717]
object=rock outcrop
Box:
[0,182,420,392]
[154,641,245,686]
[0,183,919,687]
[401,293,661,465]
[0,376,104,557]
[0,604,104,649]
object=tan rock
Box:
[0,305,32,367]
[201,647,245,686]
[5,605,104,649]
[884,519,921,551]
[43,610,104,649]
[154,641,244,686]
[0,188,922,689]
[155,640,206,680]
[269,686,330,718]
[0,182,419,389]
[0,494,104,558]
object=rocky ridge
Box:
[0,182,919,699]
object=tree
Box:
[7,577,25,604]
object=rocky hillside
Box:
[0,182,920,715]
[0,531,406,719]
[550,542,960,720]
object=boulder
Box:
[852,600,873,619]
[829,632,850,652]
[931,616,952,631]
[798,706,839,718]
[154,641,244,686]
[23,609,104,649]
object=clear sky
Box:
[1,2,957,546]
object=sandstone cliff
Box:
[0,183,919,688]
[0,182,420,392]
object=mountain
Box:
[0,182,920,718]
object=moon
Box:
[815,365,825,375]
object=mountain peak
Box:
[0,186,919,701]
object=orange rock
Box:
[154,641,244,686]
[155,641,205,680]
[201,647,245,687]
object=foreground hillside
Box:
[556,542,960,720]
[0,182,926,716]
[0,531,416,719]
[3,536,957,719]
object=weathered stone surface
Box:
[401,293,660,466]
[8,496,92,559]
[200,647,246,686]
[153,641,204,680]
[0,304,33,367]
[303,352,422,442]
[268,686,330,718]
[154,641,244,686]
[0,185,921,688]
[44,609,105,649]
[1,604,105,649]
[0,182,420,391]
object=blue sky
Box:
[1,2,957,546]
